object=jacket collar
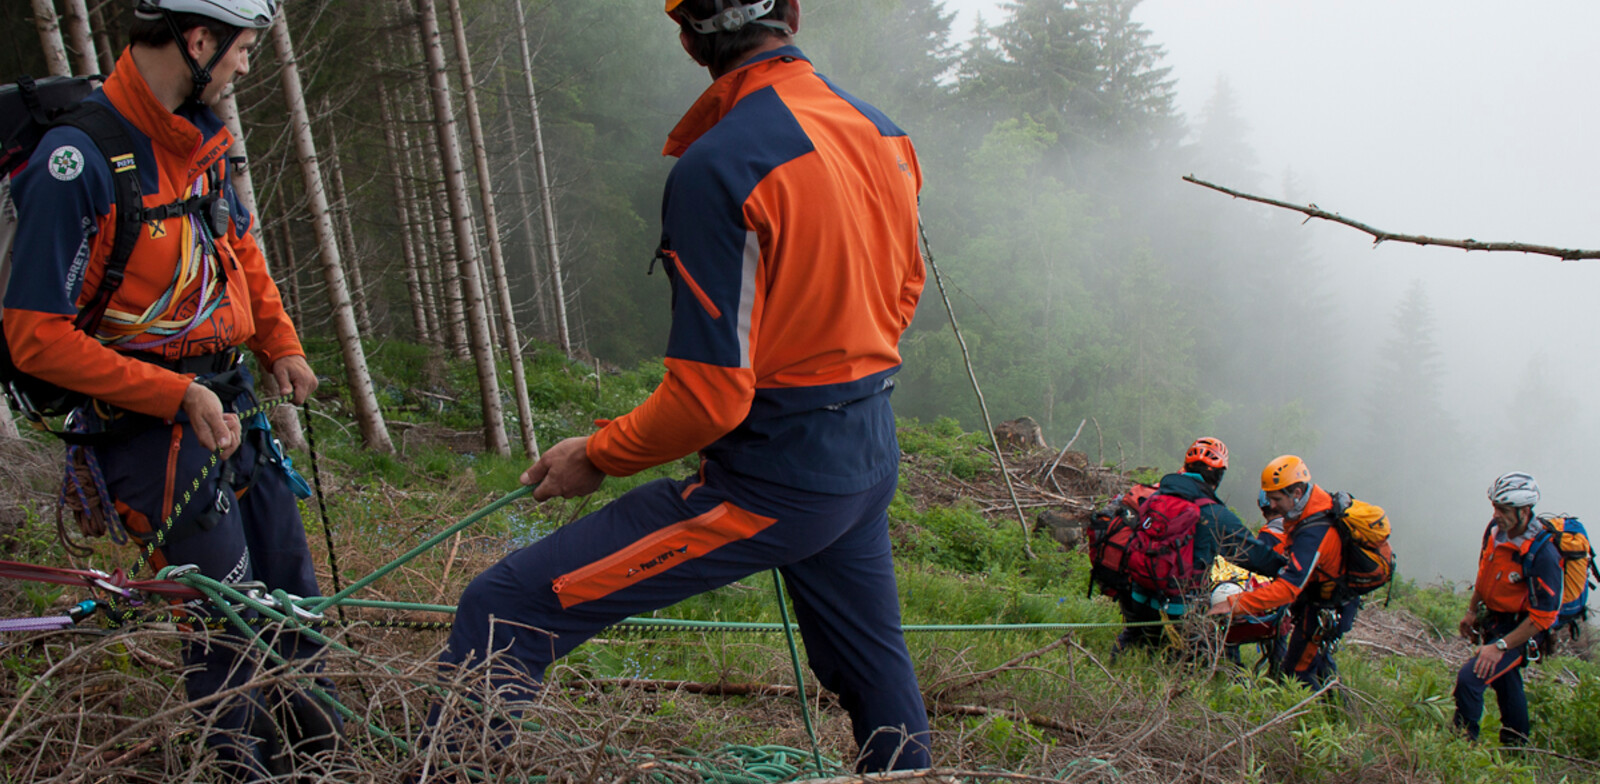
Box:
[1285,485,1333,534]
[663,46,812,158]
[102,47,233,184]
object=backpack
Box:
[1124,491,1215,601]
[0,75,147,427]
[1528,515,1599,634]
[1085,483,1156,599]
[1328,492,1395,601]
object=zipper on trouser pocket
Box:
[551,501,777,609]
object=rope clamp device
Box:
[243,589,323,621]
[86,568,133,598]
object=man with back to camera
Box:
[4,1,334,777]
[1453,472,1562,745]
[434,0,932,771]
[1112,436,1285,657]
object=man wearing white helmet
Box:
[1452,472,1563,745]
[4,1,333,778]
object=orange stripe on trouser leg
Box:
[1293,633,1321,672]
[551,502,777,609]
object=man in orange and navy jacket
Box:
[436,0,931,771]
[4,2,332,777]
[1209,455,1357,687]
[1453,472,1563,744]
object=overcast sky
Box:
[934,0,1600,580]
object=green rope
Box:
[768,569,828,776]
[306,484,534,613]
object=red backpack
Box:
[1086,483,1157,598]
[1124,492,1214,601]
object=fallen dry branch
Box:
[1184,175,1600,261]
[928,635,1073,698]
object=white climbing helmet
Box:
[1487,471,1540,508]
[665,0,791,35]
[1210,581,1245,608]
[135,0,280,30]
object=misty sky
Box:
[936,0,1600,583]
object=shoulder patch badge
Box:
[48,146,85,181]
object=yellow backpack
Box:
[1330,493,1395,601]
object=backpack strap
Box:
[50,101,143,337]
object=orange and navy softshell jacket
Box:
[586,47,924,494]
[4,49,302,420]
[1234,485,1346,616]
[1475,521,1563,630]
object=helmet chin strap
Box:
[161,11,243,107]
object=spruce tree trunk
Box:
[59,0,99,77]
[404,123,443,346]
[324,129,373,335]
[433,180,467,358]
[270,12,393,453]
[32,0,71,77]
[216,86,306,451]
[379,83,430,345]
[514,0,571,359]
[274,192,305,327]
[395,91,446,348]
[88,1,115,75]
[416,0,508,456]
[499,84,550,339]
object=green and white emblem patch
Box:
[48,146,85,182]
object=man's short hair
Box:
[675,0,795,73]
[127,11,238,49]
[1185,463,1225,487]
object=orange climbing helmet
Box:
[1261,455,1311,492]
[1184,437,1229,470]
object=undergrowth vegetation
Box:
[1,340,1596,782]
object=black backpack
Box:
[0,75,149,425]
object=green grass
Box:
[7,337,1598,782]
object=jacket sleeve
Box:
[1525,539,1564,630]
[1211,504,1289,577]
[586,149,761,476]
[224,176,302,369]
[1234,523,1340,616]
[3,127,191,418]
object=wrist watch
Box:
[1493,638,1508,651]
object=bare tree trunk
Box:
[58,0,99,77]
[324,128,372,335]
[513,0,571,359]
[500,84,549,339]
[406,138,443,346]
[379,84,430,345]
[88,0,115,74]
[217,86,306,450]
[416,0,507,456]
[270,12,393,453]
[32,0,71,77]
[394,91,445,348]
[432,179,467,357]
[274,194,305,327]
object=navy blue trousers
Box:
[439,460,931,771]
[1453,617,1531,744]
[97,368,330,777]
[1281,598,1359,688]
